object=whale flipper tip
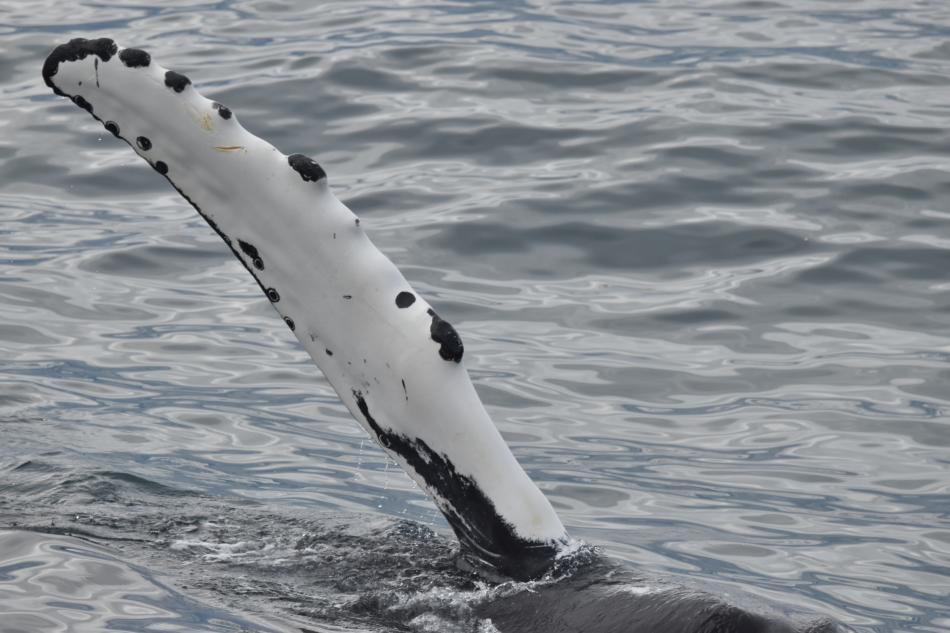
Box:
[43,37,117,95]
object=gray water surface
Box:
[2,1,949,632]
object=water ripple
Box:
[2,1,949,632]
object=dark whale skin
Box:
[477,558,845,633]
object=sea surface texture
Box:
[1,1,949,632]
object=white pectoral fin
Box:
[44,38,569,580]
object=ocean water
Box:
[1,1,949,631]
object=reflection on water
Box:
[2,1,950,632]
[0,530,286,633]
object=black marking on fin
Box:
[72,95,92,113]
[104,121,119,137]
[212,102,232,119]
[352,390,556,581]
[395,292,415,309]
[266,288,280,303]
[136,136,151,151]
[287,154,326,183]
[326,349,334,356]
[43,38,117,96]
[283,316,295,331]
[401,379,408,401]
[153,161,168,175]
[238,240,264,270]
[94,58,99,87]
[119,48,150,68]
[164,70,191,92]
[427,308,463,363]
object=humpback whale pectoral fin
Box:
[44,38,570,582]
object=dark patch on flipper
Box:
[212,102,232,119]
[153,161,168,175]
[287,154,326,183]
[395,291,415,308]
[283,316,295,331]
[43,37,117,96]
[427,309,463,363]
[401,379,408,401]
[342,294,352,300]
[104,121,119,138]
[164,70,191,93]
[94,58,100,88]
[238,240,264,270]
[352,390,556,581]
[136,136,151,151]
[119,48,151,68]
[266,288,280,303]
[72,95,92,113]
[326,349,334,356]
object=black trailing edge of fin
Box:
[352,389,557,581]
